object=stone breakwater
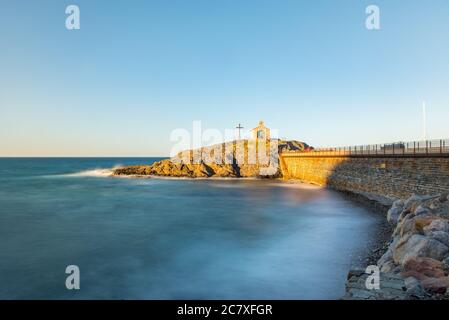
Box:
[113,139,309,178]
[280,155,449,199]
[345,193,449,299]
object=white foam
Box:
[65,168,115,177]
[60,165,124,178]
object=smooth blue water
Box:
[0,158,380,299]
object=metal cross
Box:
[236,123,244,140]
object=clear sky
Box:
[1,0,448,156]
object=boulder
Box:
[431,202,449,220]
[439,193,449,203]
[403,194,428,211]
[393,234,449,265]
[401,257,445,279]
[414,205,431,217]
[343,270,408,300]
[420,276,449,294]
[442,256,449,274]
[387,205,403,225]
[393,214,437,238]
[423,219,449,234]
[378,248,393,266]
[397,210,413,225]
[404,277,425,298]
[414,216,440,233]
[395,219,413,238]
[428,231,449,248]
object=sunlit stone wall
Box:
[280,153,449,199]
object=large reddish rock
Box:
[401,257,445,280]
[420,277,449,294]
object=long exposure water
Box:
[0,158,381,299]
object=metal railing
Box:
[283,139,449,157]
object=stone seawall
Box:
[280,153,449,199]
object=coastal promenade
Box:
[280,138,449,200]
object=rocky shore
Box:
[344,193,449,299]
[113,139,310,178]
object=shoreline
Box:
[338,190,394,268]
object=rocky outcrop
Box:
[113,139,310,178]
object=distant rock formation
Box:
[113,139,311,178]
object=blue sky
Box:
[1,0,448,156]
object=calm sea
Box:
[0,158,380,299]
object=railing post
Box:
[426,141,429,155]
[441,140,443,155]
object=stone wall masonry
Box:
[279,153,449,199]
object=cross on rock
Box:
[236,123,244,140]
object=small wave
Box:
[59,165,123,178]
[65,168,115,177]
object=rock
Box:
[343,270,408,300]
[113,139,310,178]
[370,194,449,299]
[404,194,429,211]
[414,216,440,233]
[396,217,420,238]
[404,277,425,298]
[378,249,393,266]
[439,193,449,203]
[420,277,449,294]
[431,202,449,220]
[401,257,445,279]
[423,219,449,234]
[380,260,397,273]
[397,210,413,224]
[392,265,403,274]
[347,268,365,279]
[393,234,449,265]
[414,205,431,217]
[387,204,403,225]
[442,257,449,273]
[393,199,405,208]
[428,231,449,247]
